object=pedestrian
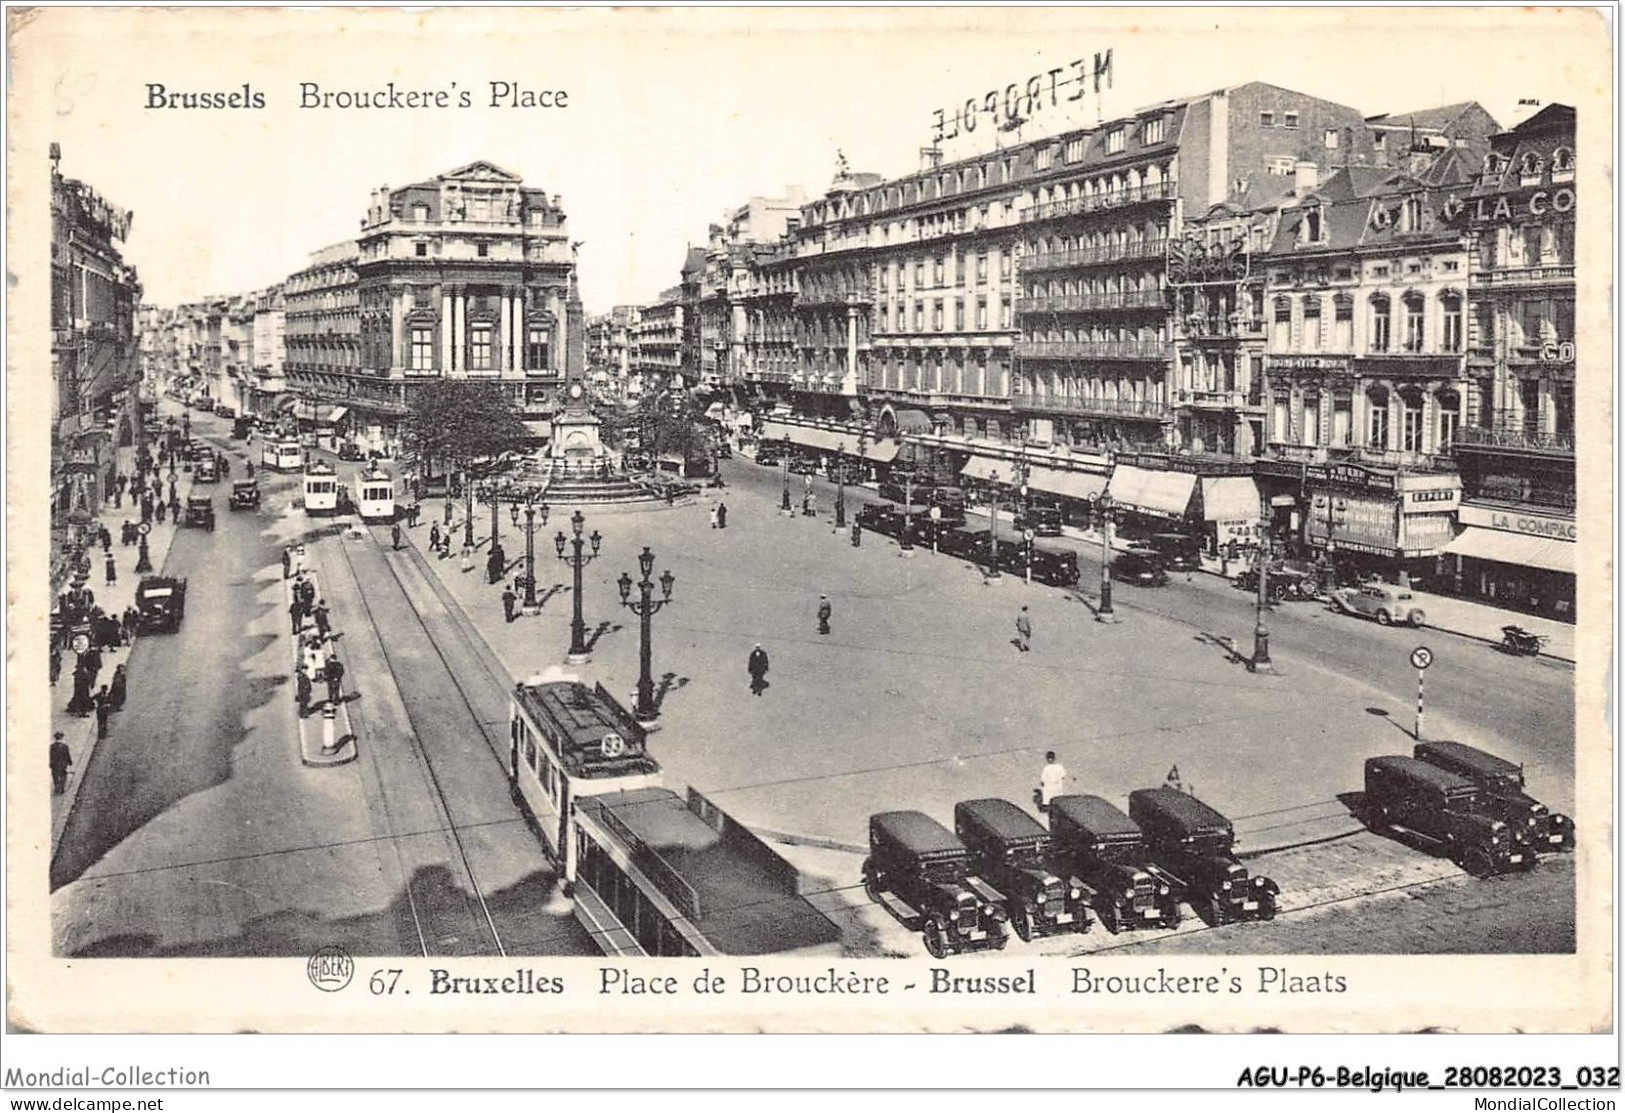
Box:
[313,600,331,642]
[709,503,719,530]
[747,643,770,697]
[295,668,312,716]
[93,686,112,740]
[1037,751,1067,813]
[502,587,518,624]
[49,643,61,686]
[460,542,474,573]
[141,496,153,524]
[246,459,255,478]
[816,594,832,636]
[169,493,181,520]
[444,499,454,526]
[109,663,127,712]
[717,501,728,529]
[289,598,303,635]
[430,523,442,554]
[100,524,113,552]
[50,733,72,795]
[294,545,307,576]
[1015,605,1032,653]
[323,654,345,707]
[391,523,402,551]
[69,667,94,716]
[104,552,117,586]
[154,500,166,524]
[281,547,292,579]
[486,547,504,584]
[122,604,140,645]
[851,521,862,548]
[665,486,676,507]
[82,643,103,688]
[304,637,325,684]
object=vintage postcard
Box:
[5,5,1614,1044]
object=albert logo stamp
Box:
[306,945,354,992]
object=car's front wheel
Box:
[1461,848,1495,879]
[923,919,950,959]
[1408,610,1426,628]
[1011,904,1034,943]
[1376,609,1392,626]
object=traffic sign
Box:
[1023,528,1036,542]
[1410,646,1434,671]
[71,633,91,655]
[138,521,152,536]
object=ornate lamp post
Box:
[1095,493,1117,622]
[1252,535,1275,673]
[780,434,793,513]
[487,481,502,550]
[617,546,676,725]
[509,494,550,615]
[834,439,848,529]
[463,468,476,548]
[554,509,602,663]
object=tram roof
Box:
[514,679,655,777]
[581,788,841,956]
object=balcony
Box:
[1020,181,1177,224]
[795,287,873,309]
[1018,290,1167,315]
[1472,264,1574,288]
[1451,425,1575,456]
[1011,391,1171,420]
[1016,339,1169,361]
[1022,238,1169,273]
[1176,389,1261,411]
[1174,316,1261,341]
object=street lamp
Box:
[984,460,1027,579]
[488,481,502,550]
[463,469,476,548]
[1252,535,1275,673]
[617,546,676,724]
[1094,493,1117,622]
[555,509,603,663]
[510,494,550,614]
[834,440,848,529]
[780,434,792,513]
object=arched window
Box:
[1552,147,1574,180]
[1302,295,1322,350]
[1402,292,1426,352]
[1369,295,1392,352]
[1399,389,1426,453]
[1519,152,1543,181]
[1440,291,1463,352]
[1437,388,1461,448]
[1366,386,1391,449]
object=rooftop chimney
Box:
[1293,160,1319,196]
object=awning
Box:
[757,420,850,453]
[1200,477,1262,522]
[1107,465,1196,518]
[960,455,1009,483]
[1028,465,1106,502]
[302,404,349,424]
[890,408,933,434]
[858,440,900,464]
[1443,527,1574,575]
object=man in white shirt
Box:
[1038,751,1067,813]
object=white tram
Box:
[509,670,662,884]
[302,460,341,515]
[354,466,397,523]
[261,435,305,473]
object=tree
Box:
[403,380,528,481]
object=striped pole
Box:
[1415,669,1425,740]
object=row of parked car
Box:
[864,789,1279,958]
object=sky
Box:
[14,6,1609,315]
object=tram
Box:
[302,459,341,515]
[261,435,305,473]
[509,669,662,882]
[354,465,397,523]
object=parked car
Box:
[926,487,968,526]
[1362,756,1536,877]
[231,416,254,439]
[134,577,187,633]
[183,495,215,531]
[229,480,261,511]
[863,810,1010,958]
[876,481,925,507]
[1000,541,1082,587]
[213,402,235,417]
[1014,504,1064,537]
[788,457,819,476]
[1333,583,1427,627]
[1233,557,1324,602]
[953,798,1091,941]
[1413,741,1573,853]
[1111,550,1169,586]
[1048,795,1185,933]
[337,442,364,462]
[1132,532,1202,572]
[1128,787,1279,925]
[193,458,219,484]
[938,527,993,562]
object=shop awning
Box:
[960,455,1007,483]
[1200,477,1262,522]
[1107,465,1196,518]
[757,420,851,454]
[1028,465,1106,502]
[858,439,901,464]
[1444,527,1574,575]
[890,408,933,434]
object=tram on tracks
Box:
[261,434,305,473]
[302,459,342,515]
[508,669,840,957]
[354,465,397,523]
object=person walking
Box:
[1015,606,1032,653]
[154,499,167,524]
[429,522,442,555]
[82,644,103,689]
[93,686,112,741]
[502,586,518,624]
[141,494,153,524]
[323,654,345,708]
[443,499,454,526]
[851,521,862,548]
[391,523,402,551]
[460,542,474,573]
[709,503,719,529]
[312,600,331,643]
[50,733,73,795]
[816,594,832,636]
[289,597,304,635]
[69,666,94,717]
[281,547,292,579]
[295,667,312,717]
[1037,751,1067,813]
[109,663,128,712]
[104,552,117,587]
[122,605,140,645]
[747,644,770,697]
[169,492,181,521]
[716,501,728,529]
[49,643,62,686]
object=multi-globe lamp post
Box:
[618,546,676,725]
[508,493,550,615]
[555,509,602,663]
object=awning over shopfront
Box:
[757,420,847,454]
[890,408,933,434]
[300,404,349,425]
[1028,465,1106,502]
[1106,465,1196,518]
[1444,527,1574,575]
[1200,477,1263,522]
[858,440,901,464]
[960,455,1006,483]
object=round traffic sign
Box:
[1023,528,1036,542]
[929,506,942,520]
[1410,646,1434,671]
[71,632,91,655]
[599,731,626,757]
[138,521,152,536]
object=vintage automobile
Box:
[953,798,1091,941]
[876,481,928,507]
[925,487,968,526]
[863,810,1010,958]
[999,541,1082,587]
[184,495,216,531]
[231,416,254,439]
[1362,756,1536,877]
[1413,741,1573,853]
[194,457,220,484]
[1111,550,1170,587]
[1333,583,1427,627]
[1048,795,1185,933]
[1013,504,1064,537]
[937,527,993,562]
[134,577,188,634]
[1131,532,1203,572]
[1233,558,1324,602]
[336,442,365,461]
[213,402,235,417]
[788,457,819,476]
[229,479,261,511]
[856,502,928,544]
[1128,787,1279,925]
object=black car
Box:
[1014,504,1064,537]
[229,480,261,510]
[953,798,1091,941]
[134,577,187,633]
[863,810,1010,958]
[926,487,968,526]
[1111,551,1169,586]
[337,442,364,462]
[1128,788,1279,925]
[1363,756,1536,876]
[1412,741,1572,853]
[1000,541,1082,587]
[876,481,928,507]
[183,495,216,531]
[788,458,819,476]
[1048,795,1184,933]
[1134,532,1203,572]
[938,527,993,562]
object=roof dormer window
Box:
[1519,152,1543,185]
[1552,147,1575,182]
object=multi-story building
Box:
[633,289,684,396]
[1440,103,1576,620]
[1365,101,1500,174]
[282,240,360,443]
[51,145,142,573]
[250,285,287,418]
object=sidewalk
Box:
[284,562,357,767]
